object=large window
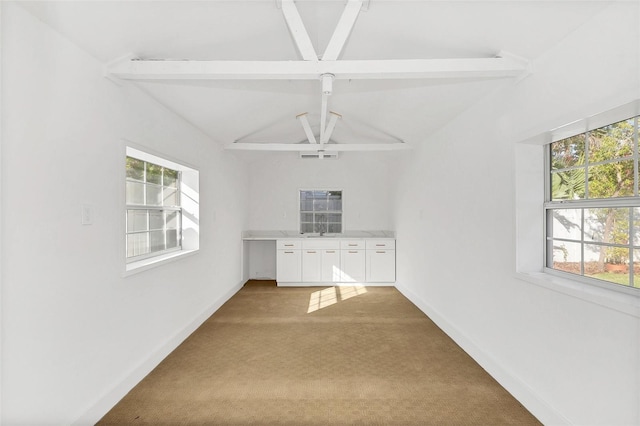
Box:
[126,156,182,260]
[300,190,342,234]
[545,116,640,290]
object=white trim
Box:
[123,249,198,277]
[225,142,410,152]
[516,271,640,318]
[71,279,246,425]
[107,57,527,81]
[395,282,569,426]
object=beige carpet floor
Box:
[98,286,540,425]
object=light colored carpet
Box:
[98,286,540,425]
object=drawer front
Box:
[302,239,341,250]
[366,239,396,250]
[277,239,302,250]
[340,239,365,250]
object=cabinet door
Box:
[321,249,341,282]
[302,250,322,282]
[277,249,301,282]
[340,249,365,283]
[366,250,396,282]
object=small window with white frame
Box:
[300,190,342,234]
[125,146,199,272]
[545,114,640,291]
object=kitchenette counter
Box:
[242,230,396,240]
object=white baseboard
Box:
[72,279,245,426]
[394,282,570,426]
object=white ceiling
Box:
[18,1,609,151]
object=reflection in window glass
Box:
[551,170,586,201]
[584,208,629,244]
[551,209,582,240]
[588,119,634,163]
[588,160,634,199]
[551,134,585,170]
[584,244,629,286]
[550,240,581,275]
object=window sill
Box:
[124,249,198,277]
[515,271,640,318]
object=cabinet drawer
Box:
[302,239,340,250]
[366,239,395,250]
[340,239,365,249]
[277,239,302,250]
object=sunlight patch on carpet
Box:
[307,286,368,313]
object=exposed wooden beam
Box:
[225,143,411,152]
[321,112,341,144]
[296,113,317,144]
[281,0,317,61]
[323,0,362,61]
[107,57,528,81]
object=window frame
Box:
[298,189,343,235]
[543,114,640,294]
[124,145,200,275]
[125,156,183,262]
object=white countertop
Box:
[242,230,395,240]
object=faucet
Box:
[317,214,326,236]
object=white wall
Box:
[392,2,640,425]
[247,153,392,232]
[1,4,249,423]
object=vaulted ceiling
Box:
[18,1,609,156]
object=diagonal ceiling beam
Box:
[296,113,317,144]
[322,0,362,61]
[281,0,318,61]
[321,112,341,144]
[107,56,528,81]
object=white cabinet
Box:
[321,249,341,282]
[340,249,366,282]
[302,249,322,282]
[301,239,340,282]
[366,239,396,283]
[277,238,394,285]
[276,239,301,282]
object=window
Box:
[126,156,182,259]
[300,190,342,234]
[124,146,200,273]
[545,116,640,290]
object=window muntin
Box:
[300,190,342,234]
[545,116,640,289]
[126,156,182,260]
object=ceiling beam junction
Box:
[104,1,530,155]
